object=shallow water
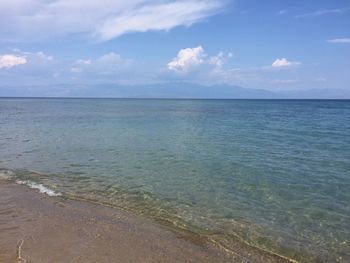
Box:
[0,98,349,262]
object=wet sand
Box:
[0,181,293,263]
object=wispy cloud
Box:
[71,53,133,75]
[271,58,301,68]
[276,9,288,15]
[327,38,350,44]
[0,0,226,42]
[295,7,350,18]
[95,1,225,41]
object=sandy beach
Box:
[0,181,293,263]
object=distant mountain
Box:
[276,88,350,99]
[92,83,275,99]
[75,83,350,99]
[47,82,277,98]
[1,82,350,99]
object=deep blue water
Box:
[0,98,349,262]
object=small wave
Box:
[0,169,14,180]
[15,180,61,197]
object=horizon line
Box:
[1,96,349,100]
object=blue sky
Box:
[0,0,349,96]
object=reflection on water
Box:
[0,98,350,262]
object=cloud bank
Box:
[0,0,226,42]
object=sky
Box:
[0,0,349,97]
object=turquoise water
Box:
[0,98,349,262]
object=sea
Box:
[0,98,349,262]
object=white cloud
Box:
[167,46,233,72]
[9,49,54,64]
[36,51,53,61]
[168,46,205,72]
[76,59,92,65]
[95,53,132,70]
[271,58,301,68]
[164,46,240,85]
[0,54,27,69]
[71,52,133,75]
[327,38,350,44]
[0,0,225,42]
[295,7,350,18]
[209,52,225,67]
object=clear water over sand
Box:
[1,98,349,262]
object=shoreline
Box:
[0,181,293,263]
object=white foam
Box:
[0,169,14,180]
[16,180,61,197]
